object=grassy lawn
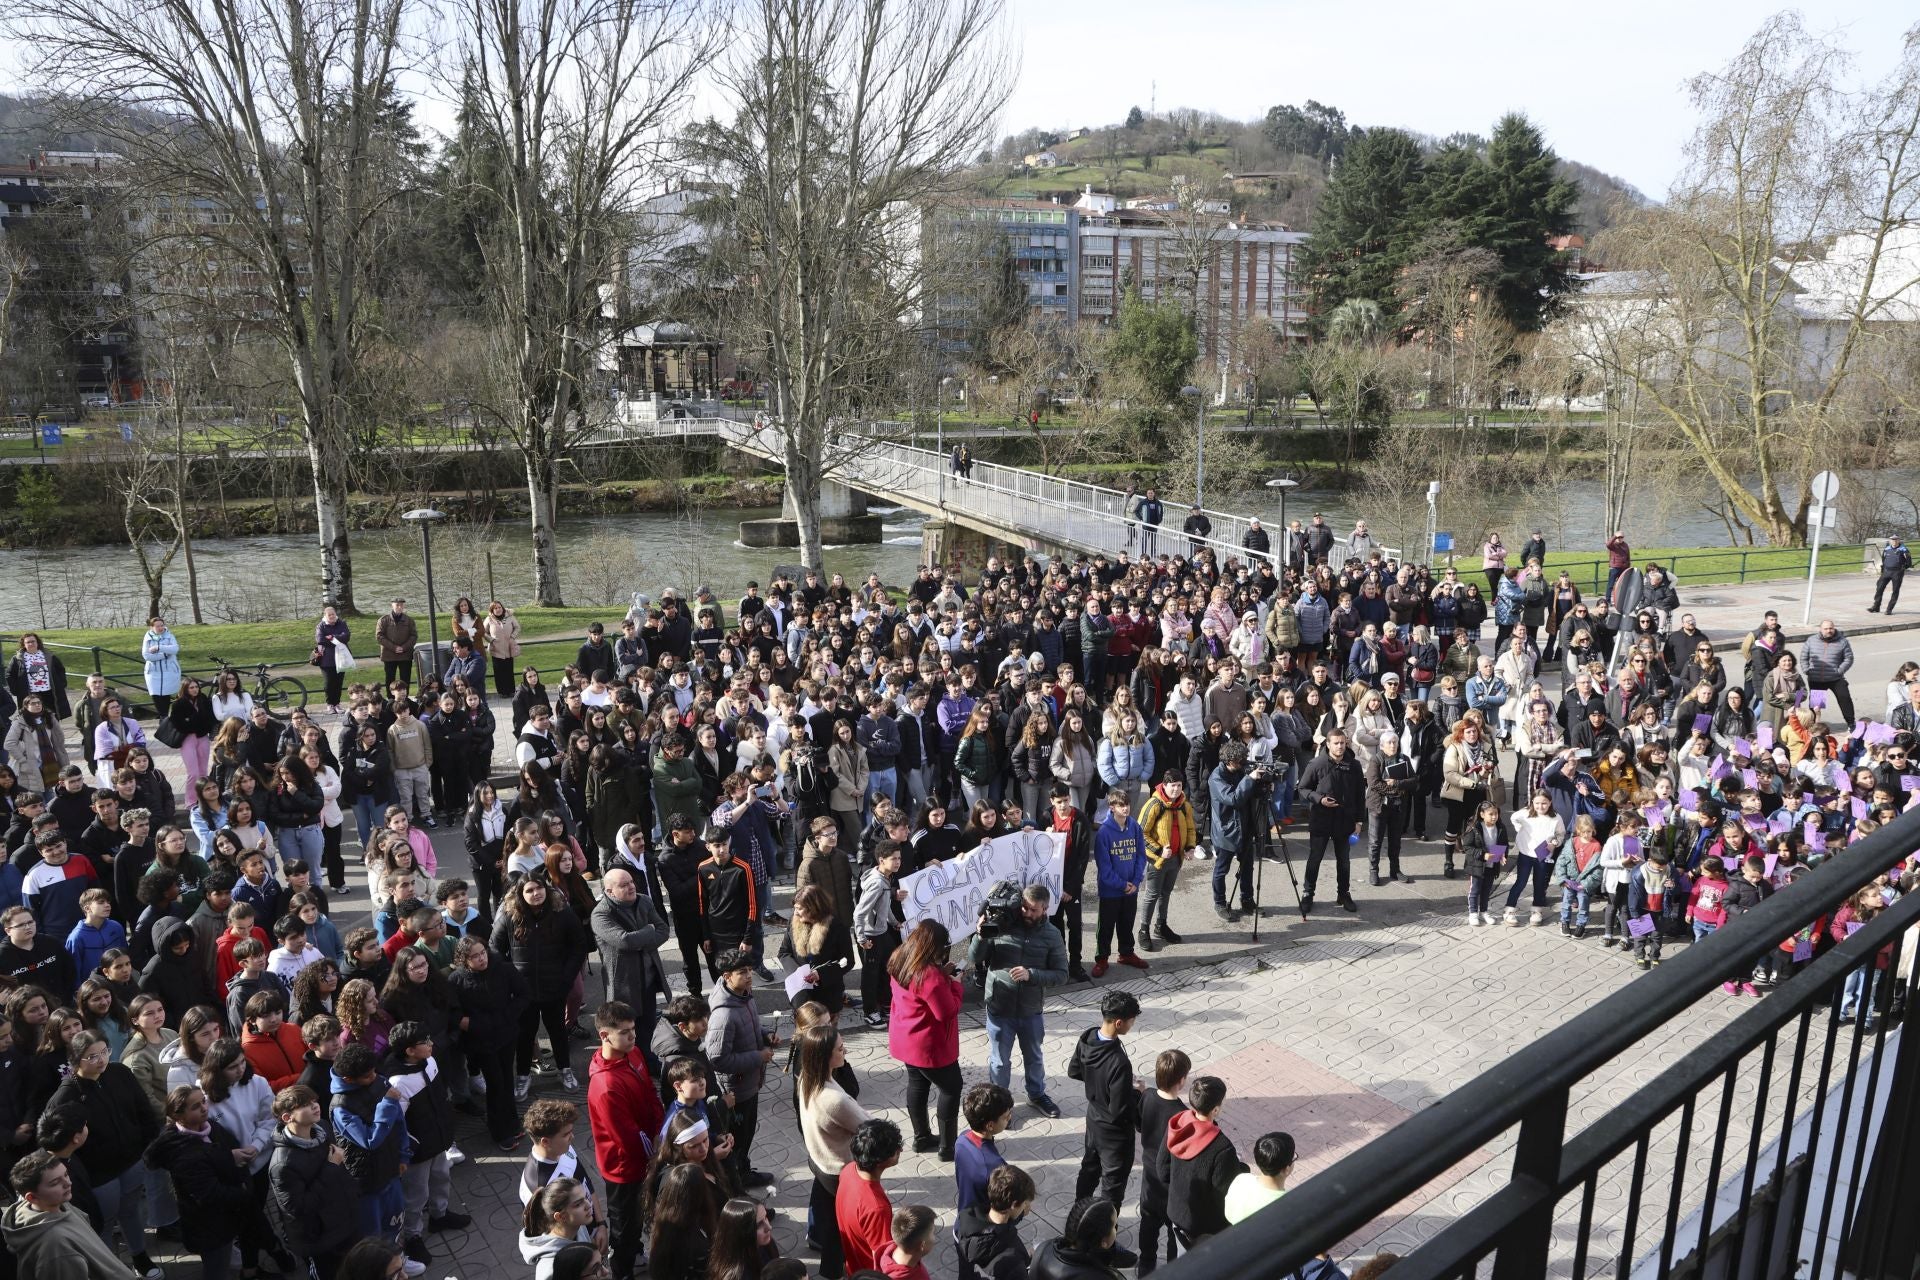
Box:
[4,605,632,698]
[1526,544,1863,596]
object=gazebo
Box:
[614,320,726,400]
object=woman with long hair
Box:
[162,676,217,792]
[198,1037,276,1175]
[887,920,962,1159]
[646,1164,718,1280]
[51,1029,163,1277]
[778,885,853,1017]
[795,1025,867,1280]
[519,1177,602,1277]
[76,977,132,1059]
[491,875,589,1099]
[464,781,510,924]
[953,705,998,817]
[1440,718,1499,880]
[1097,711,1152,816]
[6,632,71,720]
[1009,711,1055,826]
[1050,709,1098,816]
[641,1107,735,1224]
[5,690,70,791]
[290,957,340,1024]
[146,1083,288,1280]
[162,1005,224,1091]
[93,694,148,789]
[542,843,598,925]
[267,754,325,874]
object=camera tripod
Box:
[1248,777,1307,941]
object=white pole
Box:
[1802,507,1827,625]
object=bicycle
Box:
[204,655,309,718]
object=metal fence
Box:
[1161,807,1920,1280]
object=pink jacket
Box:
[888,967,963,1068]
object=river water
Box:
[0,470,1874,629]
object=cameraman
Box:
[965,883,1069,1119]
[1299,729,1366,914]
[1207,742,1264,923]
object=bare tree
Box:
[8,0,412,612]
[1595,15,1920,546]
[691,0,1013,572]
[448,0,714,605]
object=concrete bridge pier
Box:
[738,479,883,549]
[921,520,1037,577]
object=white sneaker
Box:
[1502,907,1521,927]
[561,1068,580,1091]
[514,1075,531,1102]
[1529,908,1546,926]
[402,1260,427,1278]
[447,1142,465,1165]
[1466,912,1479,927]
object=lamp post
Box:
[1265,477,1299,572]
[401,508,448,685]
[1179,385,1205,511]
[938,375,952,506]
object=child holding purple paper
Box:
[1624,848,1677,970]
[1722,855,1775,995]
[1598,812,1647,948]
[1551,815,1604,939]
[1686,858,1731,944]
[1832,884,1890,1027]
[1503,792,1565,928]
[1458,801,1510,928]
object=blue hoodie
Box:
[1093,815,1146,899]
[329,1067,411,1193]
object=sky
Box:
[996,0,1915,199]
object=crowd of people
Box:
[0,512,1914,1280]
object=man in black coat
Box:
[1297,730,1366,914]
[590,869,673,1058]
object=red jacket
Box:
[241,1023,308,1091]
[586,1047,665,1185]
[887,968,963,1069]
[214,927,273,990]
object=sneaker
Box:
[845,994,863,1009]
[1637,957,1651,970]
[401,1261,426,1278]
[1502,907,1520,927]
[1560,920,1573,936]
[1212,902,1235,923]
[1300,894,1314,915]
[1138,933,1160,953]
[429,1211,473,1232]
[469,1072,488,1094]
[1574,925,1588,940]
[1090,960,1110,978]
[1467,912,1481,927]
[1397,871,1414,884]
[422,815,437,830]
[1722,982,1741,996]
[446,1142,466,1165]
[1739,983,1760,997]
[514,1075,531,1102]
[1529,909,1546,926]
[1029,1095,1063,1120]
[1601,937,1619,949]
[742,1170,777,1188]
[1117,954,1149,970]
[1107,1247,1141,1269]
[1068,964,1091,983]
[403,1236,432,1265]
[753,965,777,982]
[1159,925,1183,944]
[497,1132,526,1152]
[863,1012,887,1029]
[561,1068,580,1091]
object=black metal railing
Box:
[1166,808,1920,1280]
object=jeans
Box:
[983,1008,1048,1101]
[1095,894,1138,961]
[93,1161,149,1256]
[904,1060,962,1151]
[1467,873,1493,914]
[1504,854,1551,909]
[866,767,897,813]
[1305,825,1355,898]
[1136,858,1181,935]
[399,1151,451,1239]
[1559,884,1593,926]
[1271,763,1297,824]
[1841,967,1883,1018]
[1692,920,1720,942]
[278,823,323,871]
[1211,844,1254,909]
[1367,805,1405,875]
[352,794,382,849]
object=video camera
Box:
[979,878,1024,937]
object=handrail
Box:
[1163,806,1920,1280]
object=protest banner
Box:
[899,829,1068,943]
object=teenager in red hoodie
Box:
[586,1000,665,1280]
[1159,1076,1246,1248]
[239,990,308,1090]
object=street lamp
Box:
[1265,477,1299,570]
[401,508,448,686]
[1179,385,1205,511]
[938,375,953,506]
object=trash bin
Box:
[413,642,452,689]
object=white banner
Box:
[899,829,1068,943]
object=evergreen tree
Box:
[1108,289,1196,405]
[1471,113,1577,331]
[1297,127,1425,329]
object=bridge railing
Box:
[597,413,1409,568]
[1160,806,1920,1280]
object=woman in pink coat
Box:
[887,920,964,1159]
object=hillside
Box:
[973,110,1648,237]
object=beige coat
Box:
[483,611,522,660]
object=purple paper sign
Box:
[1744,815,1767,832]
[1710,758,1732,782]
[1677,790,1698,813]
[1732,737,1751,756]
[1809,689,1829,709]
[1741,769,1759,789]
[1850,720,1868,740]
[1793,938,1814,962]
[1622,836,1641,858]
[1809,831,1828,852]
[1851,797,1869,819]
[1693,714,1713,734]
[1845,921,1864,938]
[1867,723,1898,746]
[1767,810,1791,834]
[1487,845,1506,864]
[1642,805,1667,828]
[1627,915,1656,939]
[1756,722,1775,748]
[1763,854,1779,877]
[1901,775,1920,792]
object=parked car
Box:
[81,393,113,409]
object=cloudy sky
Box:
[997,0,1913,198]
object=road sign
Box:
[1811,470,1839,504]
[39,423,62,446]
[1434,533,1453,553]
[120,422,134,442]
[1810,505,1837,529]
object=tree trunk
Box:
[528,449,564,606]
[175,415,203,624]
[785,426,825,572]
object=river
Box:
[0,470,1878,630]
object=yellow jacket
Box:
[1138,786,1198,868]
